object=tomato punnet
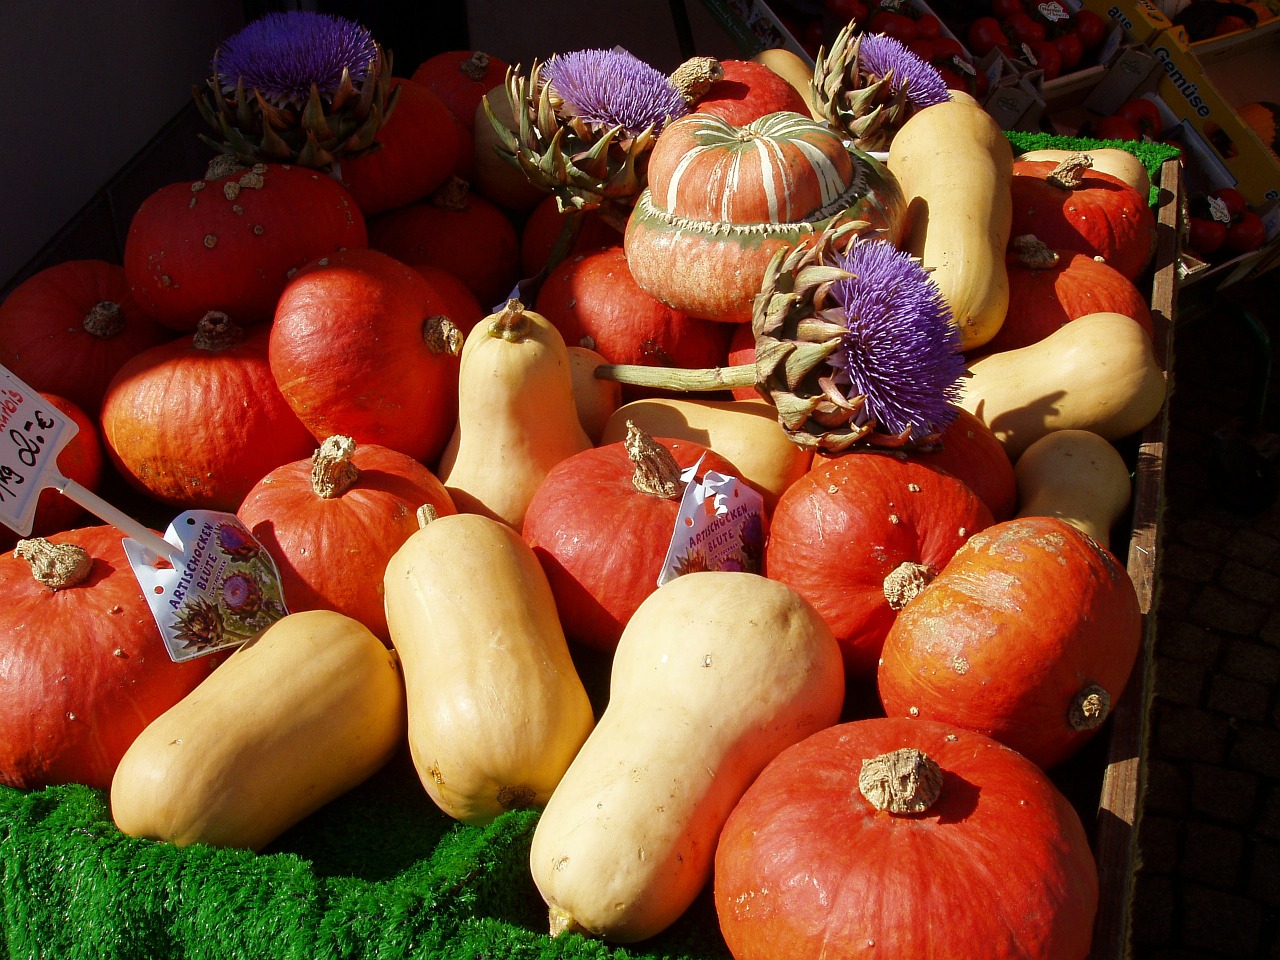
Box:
[1115,98,1163,138]
[1054,31,1085,70]
[1074,10,1107,48]
[1210,186,1249,220]
[915,13,943,39]
[968,16,1011,55]
[1187,216,1229,257]
[1030,40,1063,80]
[990,0,1025,19]
[1006,12,1047,44]
[931,36,967,62]
[1227,211,1268,254]
[869,10,918,42]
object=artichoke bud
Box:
[813,25,915,152]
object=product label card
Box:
[0,366,79,537]
[1038,2,1070,22]
[123,510,289,663]
[657,457,766,586]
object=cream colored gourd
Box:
[109,610,404,851]
[438,299,592,529]
[887,97,1014,351]
[529,571,845,943]
[959,311,1166,461]
[567,344,621,444]
[1015,429,1133,544]
[1018,147,1152,200]
[383,510,595,825]
[599,397,813,512]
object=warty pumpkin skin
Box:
[765,451,994,689]
[123,160,367,332]
[270,247,465,469]
[237,437,457,642]
[0,259,172,415]
[878,516,1142,769]
[100,315,317,512]
[714,716,1099,960]
[0,527,218,791]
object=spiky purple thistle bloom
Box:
[212,11,378,108]
[860,33,951,108]
[544,48,689,137]
[827,239,966,440]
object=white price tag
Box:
[0,366,79,537]
[657,456,766,586]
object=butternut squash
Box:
[1015,429,1133,545]
[528,571,845,943]
[599,397,813,512]
[438,299,592,529]
[567,344,621,444]
[109,610,405,851]
[959,311,1166,461]
[1017,147,1152,200]
[887,98,1014,351]
[383,510,595,825]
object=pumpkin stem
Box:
[548,904,591,939]
[191,311,246,351]
[594,362,758,391]
[423,314,464,357]
[1045,153,1093,190]
[460,50,491,81]
[14,538,93,590]
[415,503,440,529]
[883,560,935,610]
[858,747,944,815]
[488,299,534,342]
[625,421,684,499]
[669,56,725,105]
[430,175,472,210]
[1011,234,1060,270]
[1068,683,1112,731]
[83,300,124,339]
[310,435,359,499]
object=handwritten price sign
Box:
[0,366,79,537]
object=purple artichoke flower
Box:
[216,522,261,561]
[212,11,379,108]
[221,573,264,615]
[859,33,951,109]
[544,48,689,137]
[827,239,966,440]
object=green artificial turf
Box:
[1002,130,1184,207]
[0,747,732,960]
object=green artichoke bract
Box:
[194,11,396,170]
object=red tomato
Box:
[908,38,937,62]
[931,36,967,62]
[1115,98,1163,138]
[1006,12,1047,44]
[1187,217,1228,256]
[968,16,1011,55]
[1074,10,1107,49]
[1211,186,1249,220]
[1029,40,1063,81]
[990,0,1025,19]
[1094,114,1142,141]
[824,0,870,25]
[1227,211,1268,253]
[869,10,918,42]
[915,13,943,40]
[1054,31,1084,70]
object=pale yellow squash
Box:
[888,98,1014,351]
[959,311,1166,461]
[599,397,812,512]
[567,344,621,444]
[438,299,592,529]
[109,610,405,851]
[383,511,595,825]
[1017,147,1152,199]
[529,571,845,943]
[1015,429,1133,545]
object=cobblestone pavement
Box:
[1131,274,1280,959]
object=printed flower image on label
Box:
[124,510,289,662]
[658,457,766,586]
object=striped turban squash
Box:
[624,110,906,323]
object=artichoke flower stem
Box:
[594,362,758,391]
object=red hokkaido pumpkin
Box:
[409,49,511,136]
[520,194,622,279]
[0,527,219,790]
[269,248,464,469]
[533,245,734,402]
[100,314,316,512]
[714,716,1099,960]
[625,111,905,323]
[691,58,811,126]
[765,452,994,689]
[522,425,751,652]
[980,234,1154,355]
[368,176,521,309]
[0,259,172,414]
[237,436,456,643]
[123,160,367,332]
[0,393,105,553]
[878,516,1142,769]
[407,264,486,337]
[1009,155,1156,281]
[335,78,462,217]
